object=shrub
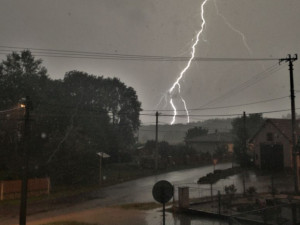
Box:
[246,186,257,196]
[224,184,237,196]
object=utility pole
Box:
[155,111,159,172]
[243,111,247,158]
[19,96,32,225]
[242,111,246,196]
[280,54,298,194]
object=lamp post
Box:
[19,96,32,225]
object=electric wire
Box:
[0,46,279,62]
[0,105,296,120]
[143,96,289,112]
[140,107,300,118]
[194,62,287,109]
[0,107,23,114]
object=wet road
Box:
[92,162,293,206]
[92,162,233,205]
[4,162,294,225]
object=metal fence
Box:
[172,171,300,225]
[229,202,300,225]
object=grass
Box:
[118,202,173,210]
[118,202,161,210]
[40,222,97,225]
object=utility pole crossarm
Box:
[279,54,298,64]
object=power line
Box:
[143,96,289,112]
[142,62,286,113]
[0,106,294,121]
[140,107,299,118]
[0,46,279,62]
[194,63,287,109]
[0,107,23,114]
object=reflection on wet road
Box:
[89,163,294,225]
[95,162,293,206]
[98,163,232,205]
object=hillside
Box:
[138,118,233,144]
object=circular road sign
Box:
[152,180,174,204]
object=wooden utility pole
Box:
[242,111,246,196]
[19,96,32,225]
[280,54,298,194]
[155,111,159,171]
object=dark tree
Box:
[231,113,264,166]
[0,51,142,185]
[185,126,208,141]
[0,50,51,179]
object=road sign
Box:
[152,180,173,204]
[152,180,173,225]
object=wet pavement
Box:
[145,208,228,225]
[2,162,295,225]
[94,162,234,205]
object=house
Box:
[185,131,234,156]
[249,119,300,170]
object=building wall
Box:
[252,122,292,169]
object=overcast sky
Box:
[0,0,300,124]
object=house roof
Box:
[249,118,300,143]
[186,132,234,143]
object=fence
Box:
[0,178,50,200]
[174,182,300,224]
[228,202,300,224]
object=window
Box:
[267,133,273,141]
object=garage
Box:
[260,144,284,170]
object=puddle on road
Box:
[145,208,228,225]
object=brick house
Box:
[249,119,300,170]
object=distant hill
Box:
[138,118,233,144]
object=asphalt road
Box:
[3,162,294,225]
[89,162,233,205]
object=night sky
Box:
[0,0,299,124]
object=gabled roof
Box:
[249,118,300,143]
[186,132,234,143]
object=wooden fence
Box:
[0,178,50,200]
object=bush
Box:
[224,184,237,195]
[246,186,257,196]
[223,184,237,206]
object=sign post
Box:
[96,152,110,185]
[152,180,173,225]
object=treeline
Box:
[139,119,233,144]
[0,50,141,185]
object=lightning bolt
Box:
[180,96,189,123]
[165,0,256,125]
[168,0,209,125]
[213,0,252,55]
[213,0,266,71]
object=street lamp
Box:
[19,96,32,225]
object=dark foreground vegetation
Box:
[0,50,142,187]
